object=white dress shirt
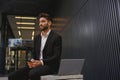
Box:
[39,30,51,64]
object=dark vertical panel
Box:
[0,13,7,75]
[60,0,120,80]
[0,13,1,47]
[107,0,120,80]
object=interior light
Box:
[15,16,36,19]
[32,31,35,36]
[18,30,21,36]
[32,36,34,40]
[17,27,35,29]
[16,22,35,25]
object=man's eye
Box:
[42,20,46,22]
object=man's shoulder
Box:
[51,30,61,37]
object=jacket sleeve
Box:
[31,35,38,59]
[43,35,62,65]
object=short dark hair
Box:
[38,13,53,22]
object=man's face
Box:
[39,17,50,31]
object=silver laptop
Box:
[0,77,8,80]
[58,59,85,75]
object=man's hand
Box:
[27,61,33,68]
[27,59,43,68]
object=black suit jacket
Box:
[32,30,62,73]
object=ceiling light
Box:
[15,16,37,19]
[18,30,21,36]
[17,27,35,29]
[32,36,34,40]
[31,31,35,40]
[16,22,35,25]
[32,31,35,36]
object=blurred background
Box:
[0,0,120,80]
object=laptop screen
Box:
[58,59,85,75]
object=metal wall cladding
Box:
[61,0,120,80]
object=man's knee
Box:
[29,72,40,80]
[8,67,29,80]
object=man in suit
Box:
[8,13,62,80]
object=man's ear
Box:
[48,21,52,26]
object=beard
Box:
[40,25,49,31]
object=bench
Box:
[41,74,83,80]
[41,59,85,80]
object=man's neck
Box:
[41,29,50,37]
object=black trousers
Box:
[8,65,52,80]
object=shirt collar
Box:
[41,29,51,37]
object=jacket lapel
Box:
[37,34,41,57]
[43,30,53,51]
